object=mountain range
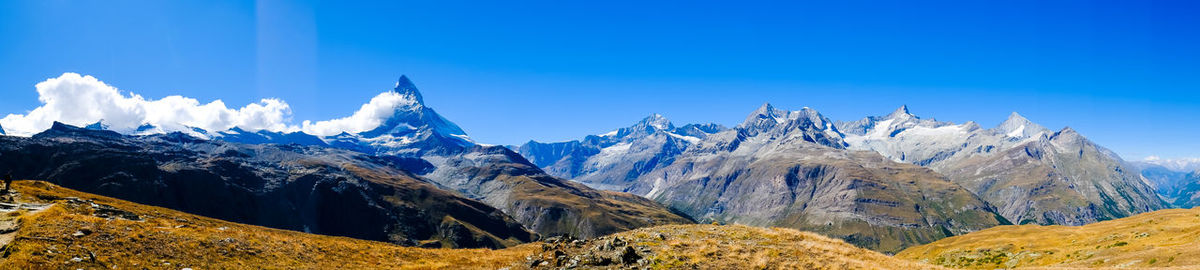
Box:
[522,104,1008,253]
[0,76,691,249]
[837,106,1164,225]
[0,75,1189,256]
[519,103,1169,252]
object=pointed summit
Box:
[742,102,785,128]
[754,102,775,114]
[393,75,424,104]
[995,112,1050,138]
[886,105,913,119]
[636,113,673,131]
[85,120,109,130]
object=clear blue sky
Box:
[1,0,1198,159]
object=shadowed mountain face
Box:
[0,123,535,248]
[838,108,1165,225]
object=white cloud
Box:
[300,91,416,136]
[0,73,298,136]
[0,72,426,139]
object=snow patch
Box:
[667,132,702,144]
[1006,125,1026,138]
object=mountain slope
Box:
[525,224,944,269]
[311,77,693,238]
[839,107,1165,225]
[0,76,693,241]
[0,122,535,248]
[418,146,695,238]
[624,104,1006,253]
[517,114,726,191]
[897,207,1200,269]
[0,180,539,269]
[0,181,939,269]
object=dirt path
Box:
[0,195,52,253]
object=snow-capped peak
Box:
[393,75,424,104]
[995,112,1049,138]
[85,120,110,131]
[740,102,786,129]
[885,105,914,120]
[638,114,673,130]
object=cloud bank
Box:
[0,73,413,137]
[300,91,415,136]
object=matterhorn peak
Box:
[393,75,424,104]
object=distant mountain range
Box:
[519,102,1170,251]
[521,103,1009,252]
[1130,159,1200,208]
[837,106,1164,225]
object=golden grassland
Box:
[534,224,946,270]
[0,181,953,269]
[897,207,1200,269]
[0,180,538,269]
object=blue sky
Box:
[1,0,1198,159]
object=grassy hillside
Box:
[897,207,1200,269]
[0,180,536,269]
[524,224,943,269]
[0,180,940,269]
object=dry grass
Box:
[0,180,538,269]
[897,207,1200,269]
[0,180,947,270]
[520,224,945,270]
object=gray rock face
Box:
[517,114,726,192]
[839,107,1165,225]
[622,104,1005,253]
